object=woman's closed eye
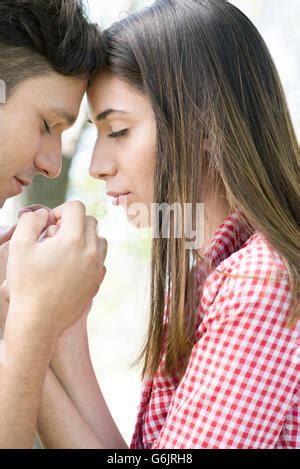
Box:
[86,119,129,139]
[108,129,129,138]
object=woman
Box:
[37,0,299,448]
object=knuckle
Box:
[87,215,98,224]
[99,237,108,257]
[100,265,107,280]
[71,200,86,213]
[87,216,98,230]
[19,211,34,221]
[99,236,107,247]
[85,243,98,259]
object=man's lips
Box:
[13,177,32,195]
[15,177,31,187]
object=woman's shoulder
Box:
[216,230,289,280]
[201,230,294,323]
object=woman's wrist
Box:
[51,319,89,367]
[4,301,59,355]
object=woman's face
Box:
[87,72,156,227]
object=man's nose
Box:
[34,143,62,179]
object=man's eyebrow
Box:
[96,109,127,121]
[48,107,77,126]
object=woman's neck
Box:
[198,194,231,256]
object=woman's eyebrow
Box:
[96,109,127,121]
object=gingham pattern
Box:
[131,211,300,448]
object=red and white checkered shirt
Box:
[130,210,300,448]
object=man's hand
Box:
[0,226,16,333]
[0,225,17,245]
[18,204,56,239]
[16,204,106,353]
[4,201,107,346]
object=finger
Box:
[0,225,17,245]
[43,224,59,239]
[0,241,9,263]
[52,201,86,238]
[18,205,57,227]
[99,265,107,283]
[85,216,98,243]
[81,300,93,318]
[38,224,59,242]
[13,209,50,244]
[97,236,108,263]
[18,204,50,217]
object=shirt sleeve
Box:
[152,272,299,448]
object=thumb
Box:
[1,279,9,302]
[0,225,17,245]
[13,209,50,243]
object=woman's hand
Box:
[54,301,94,358]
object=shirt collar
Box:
[195,209,255,289]
[202,209,255,270]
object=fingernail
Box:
[18,208,32,214]
[36,209,48,216]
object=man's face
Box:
[0,73,87,207]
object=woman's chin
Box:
[124,199,153,229]
[126,211,152,229]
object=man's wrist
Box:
[4,301,59,358]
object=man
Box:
[0,0,107,448]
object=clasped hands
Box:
[0,202,107,351]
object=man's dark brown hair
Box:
[0,0,105,97]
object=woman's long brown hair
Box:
[103,0,300,379]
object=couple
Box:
[0,0,299,449]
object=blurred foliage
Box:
[121,229,152,261]
[68,173,108,220]
[24,157,72,209]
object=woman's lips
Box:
[111,193,131,206]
